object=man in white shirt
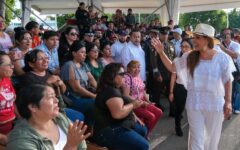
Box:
[221,28,240,114]
[221,28,240,59]
[111,30,127,63]
[171,28,182,57]
[121,29,146,81]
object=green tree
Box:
[140,14,159,24]
[179,10,227,32]
[228,9,240,29]
[56,14,75,28]
[5,0,21,26]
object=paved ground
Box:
[149,98,240,150]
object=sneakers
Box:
[234,110,240,114]
[175,127,183,137]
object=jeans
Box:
[94,123,149,150]
[64,108,84,122]
[232,81,240,111]
[68,94,95,126]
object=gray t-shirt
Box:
[60,61,90,97]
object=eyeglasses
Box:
[0,63,13,67]
[70,32,79,36]
[36,56,49,61]
[118,72,126,76]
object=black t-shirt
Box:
[20,71,51,88]
[94,86,135,134]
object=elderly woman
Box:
[93,63,149,150]
[169,39,193,137]
[7,84,90,150]
[122,60,162,135]
[0,52,15,146]
[152,23,234,150]
[20,49,84,122]
[0,15,13,53]
[60,40,97,125]
[58,26,79,67]
[9,28,32,75]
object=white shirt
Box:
[111,41,126,63]
[54,125,67,150]
[175,51,235,111]
[226,40,240,54]
[213,45,222,52]
[171,38,182,57]
[121,41,146,81]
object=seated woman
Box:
[0,52,15,147]
[60,41,97,126]
[9,28,32,76]
[58,26,79,67]
[122,60,163,134]
[85,42,103,82]
[20,49,84,122]
[99,42,114,67]
[7,84,90,150]
[93,63,149,150]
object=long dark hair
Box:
[59,26,77,44]
[97,63,124,93]
[187,36,214,78]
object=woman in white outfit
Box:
[151,23,234,150]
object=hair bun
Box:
[14,27,25,33]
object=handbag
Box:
[56,86,73,107]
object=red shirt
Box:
[0,77,15,123]
[31,35,41,48]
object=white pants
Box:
[186,109,224,150]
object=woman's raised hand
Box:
[64,120,91,150]
[151,38,164,55]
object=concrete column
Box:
[21,0,31,26]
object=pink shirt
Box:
[123,74,145,101]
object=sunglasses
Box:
[70,32,79,36]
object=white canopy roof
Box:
[26,0,240,14]
[21,0,240,26]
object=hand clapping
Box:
[65,120,91,149]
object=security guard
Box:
[148,26,176,116]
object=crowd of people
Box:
[0,1,240,149]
